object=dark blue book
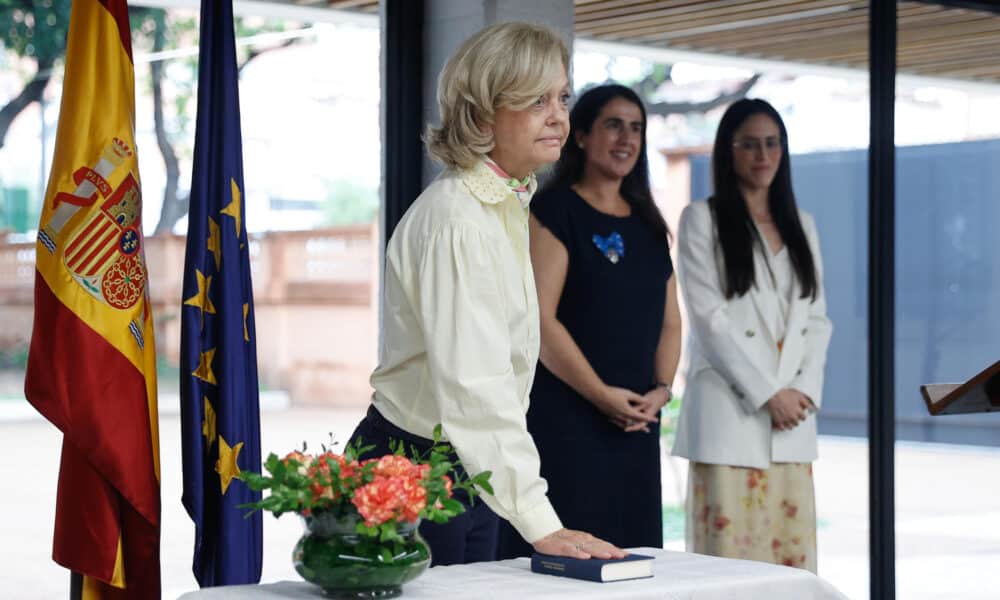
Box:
[530,552,655,583]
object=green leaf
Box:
[271,460,288,481]
[472,472,494,495]
[263,453,281,471]
[379,520,398,543]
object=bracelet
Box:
[653,381,672,396]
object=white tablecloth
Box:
[177,547,849,600]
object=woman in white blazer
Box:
[672,99,832,573]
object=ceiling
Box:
[304,0,1000,85]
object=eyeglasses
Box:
[732,136,782,154]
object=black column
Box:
[380,0,424,247]
[869,2,896,599]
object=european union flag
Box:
[180,0,262,587]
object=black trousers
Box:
[348,406,500,566]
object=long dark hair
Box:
[543,84,669,244]
[710,98,817,300]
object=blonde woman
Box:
[348,22,626,566]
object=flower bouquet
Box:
[239,426,492,599]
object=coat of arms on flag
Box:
[24,1,161,597]
[43,137,147,313]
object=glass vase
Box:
[293,511,431,599]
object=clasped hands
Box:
[593,385,668,433]
[767,388,815,431]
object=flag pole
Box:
[69,572,82,600]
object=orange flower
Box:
[309,481,334,502]
[713,515,731,531]
[318,452,359,481]
[352,477,403,526]
[433,475,454,509]
[306,461,334,501]
[305,453,361,502]
[282,451,313,474]
[369,454,418,478]
[398,476,428,522]
[352,474,428,526]
[772,538,782,550]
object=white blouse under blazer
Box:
[671,201,833,469]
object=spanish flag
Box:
[24,0,161,597]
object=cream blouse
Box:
[370,160,561,543]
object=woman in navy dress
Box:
[497,84,682,558]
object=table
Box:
[178,547,849,600]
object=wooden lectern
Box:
[922,360,1000,416]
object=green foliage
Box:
[153,356,181,392]
[0,186,33,232]
[661,503,685,542]
[0,0,71,66]
[322,180,378,226]
[239,429,492,544]
[659,393,683,446]
[128,7,198,148]
[0,340,28,370]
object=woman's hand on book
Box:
[533,528,628,560]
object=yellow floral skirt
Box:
[686,462,817,573]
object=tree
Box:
[130,7,194,235]
[625,62,761,118]
[0,2,305,234]
[128,10,302,234]
[0,2,185,227]
[0,0,70,150]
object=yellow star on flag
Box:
[183,269,216,324]
[207,216,221,270]
[192,348,217,385]
[215,435,244,495]
[203,397,217,448]
[221,178,242,238]
[243,302,250,342]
